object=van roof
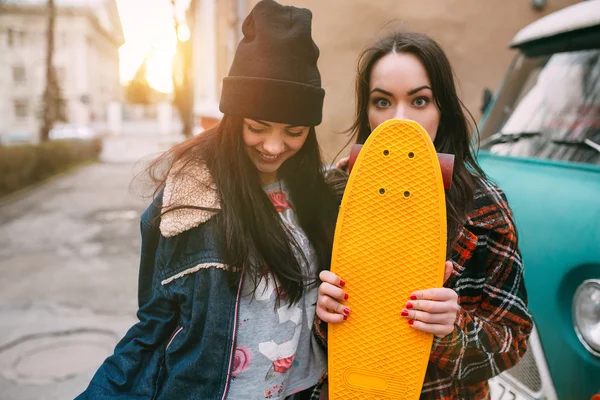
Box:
[511,0,600,48]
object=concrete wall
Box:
[0,12,47,140]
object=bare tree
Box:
[126,56,156,105]
[39,0,56,142]
[171,0,193,138]
[39,0,66,141]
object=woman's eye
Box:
[286,130,303,137]
[373,98,391,108]
[247,125,265,133]
[413,97,429,108]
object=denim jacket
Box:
[76,163,326,400]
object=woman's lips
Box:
[257,150,282,163]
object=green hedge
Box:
[0,139,102,197]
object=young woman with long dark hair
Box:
[318,31,533,399]
[78,2,337,399]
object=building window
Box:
[7,28,14,47]
[13,66,26,84]
[14,99,28,119]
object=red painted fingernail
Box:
[343,316,348,320]
[406,302,414,309]
[344,293,349,300]
[339,279,346,287]
[410,294,417,300]
[408,320,414,326]
[343,308,350,315]
[401,310,409,317]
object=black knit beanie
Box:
[219,0,324,127]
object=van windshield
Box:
[480,49,600,165]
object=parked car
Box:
[478,1,600,399]
[49,124,97,141]
[0,131,34,145]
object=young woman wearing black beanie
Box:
[77,1,336,399]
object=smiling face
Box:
[367,52,441,141]
[242,118,310,185]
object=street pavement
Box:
[0,131,183,399]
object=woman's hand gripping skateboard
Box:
[317,262,458,338]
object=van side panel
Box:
[478,152,600,399]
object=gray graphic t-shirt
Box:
[226,181,327,399]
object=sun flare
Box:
[116,0,186,94]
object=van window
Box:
[481,49,600,165]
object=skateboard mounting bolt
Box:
[379,188,386,195]
[408,152,415,158]
[383,150,390,156]
[404,191,410,197]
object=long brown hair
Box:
[147,115,338,304]
[349,32,486,253]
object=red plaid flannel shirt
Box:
[321,171,533,399]
[421,179,533,399]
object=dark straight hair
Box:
[348,32,487,253]
[147,115,338,304]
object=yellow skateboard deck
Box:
[328,119,447,399]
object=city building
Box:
[0,0,124,143]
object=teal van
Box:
[478,1,600,399]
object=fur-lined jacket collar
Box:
[159,162,220,237]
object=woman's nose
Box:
[262,135,285,154]
[393,105,408,120]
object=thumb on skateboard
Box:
[444,261,454,283]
